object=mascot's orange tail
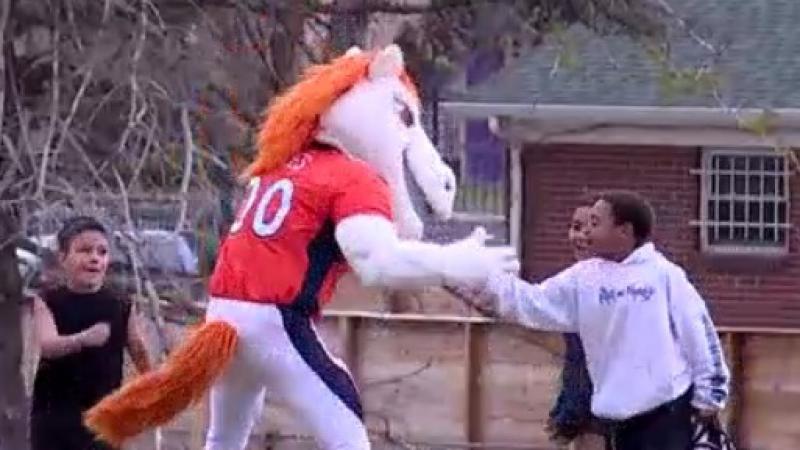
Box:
[84,321,238,448]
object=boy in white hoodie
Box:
[457,190,729,450]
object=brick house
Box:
[440,0,800,330]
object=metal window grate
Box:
[693,149,792,254]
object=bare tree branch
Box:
[97,1,149,175]
[0,135,22,196]
[51,67,94,163]
[6,54,35,172]
[0,0,10,141]
[35,24,60,199]
[63,129,112,191]
[64,0,84,52]
[175,105,194,232]
[85,79,126,126]
[308,0,501,15]
[127,113,157,191]
[113,168,171,358]
[651,0,718,54]
[1,134,20,173]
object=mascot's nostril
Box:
[425,201,435,215]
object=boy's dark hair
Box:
[57,216,108,252]
[596,190,655,244]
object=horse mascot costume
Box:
[83,44,519,450]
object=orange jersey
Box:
[208,146,393,314]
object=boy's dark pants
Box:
[605,388,694,450]
[31,410,114,450]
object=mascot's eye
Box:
[399,104,414,128]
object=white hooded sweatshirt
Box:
[480,243,730,420]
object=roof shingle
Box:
[444,0,800,109]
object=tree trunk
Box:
[0,210,30,450]
[330,0,368,54]
[270,7,305,89]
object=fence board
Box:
[133,304,800,450]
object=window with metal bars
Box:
[694,149,792,255]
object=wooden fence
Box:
[143,304,800,450]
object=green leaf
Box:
[738,109,778,137]
[551,24,583,71]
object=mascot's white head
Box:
[243,44,456,240]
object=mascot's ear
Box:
[368,44,404,80]
[345,46,362,56]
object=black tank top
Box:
[32,287,130,414]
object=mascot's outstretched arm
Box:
[336,215,519,289]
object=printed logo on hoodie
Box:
[598,284,656,305]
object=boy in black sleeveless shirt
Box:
[31,216,152,450]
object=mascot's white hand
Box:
[441,226,520,289]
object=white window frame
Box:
[692,148,793,256]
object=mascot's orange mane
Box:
[244,51,419,179]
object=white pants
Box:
[204,298,369,450]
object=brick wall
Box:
[521,143,800,329]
